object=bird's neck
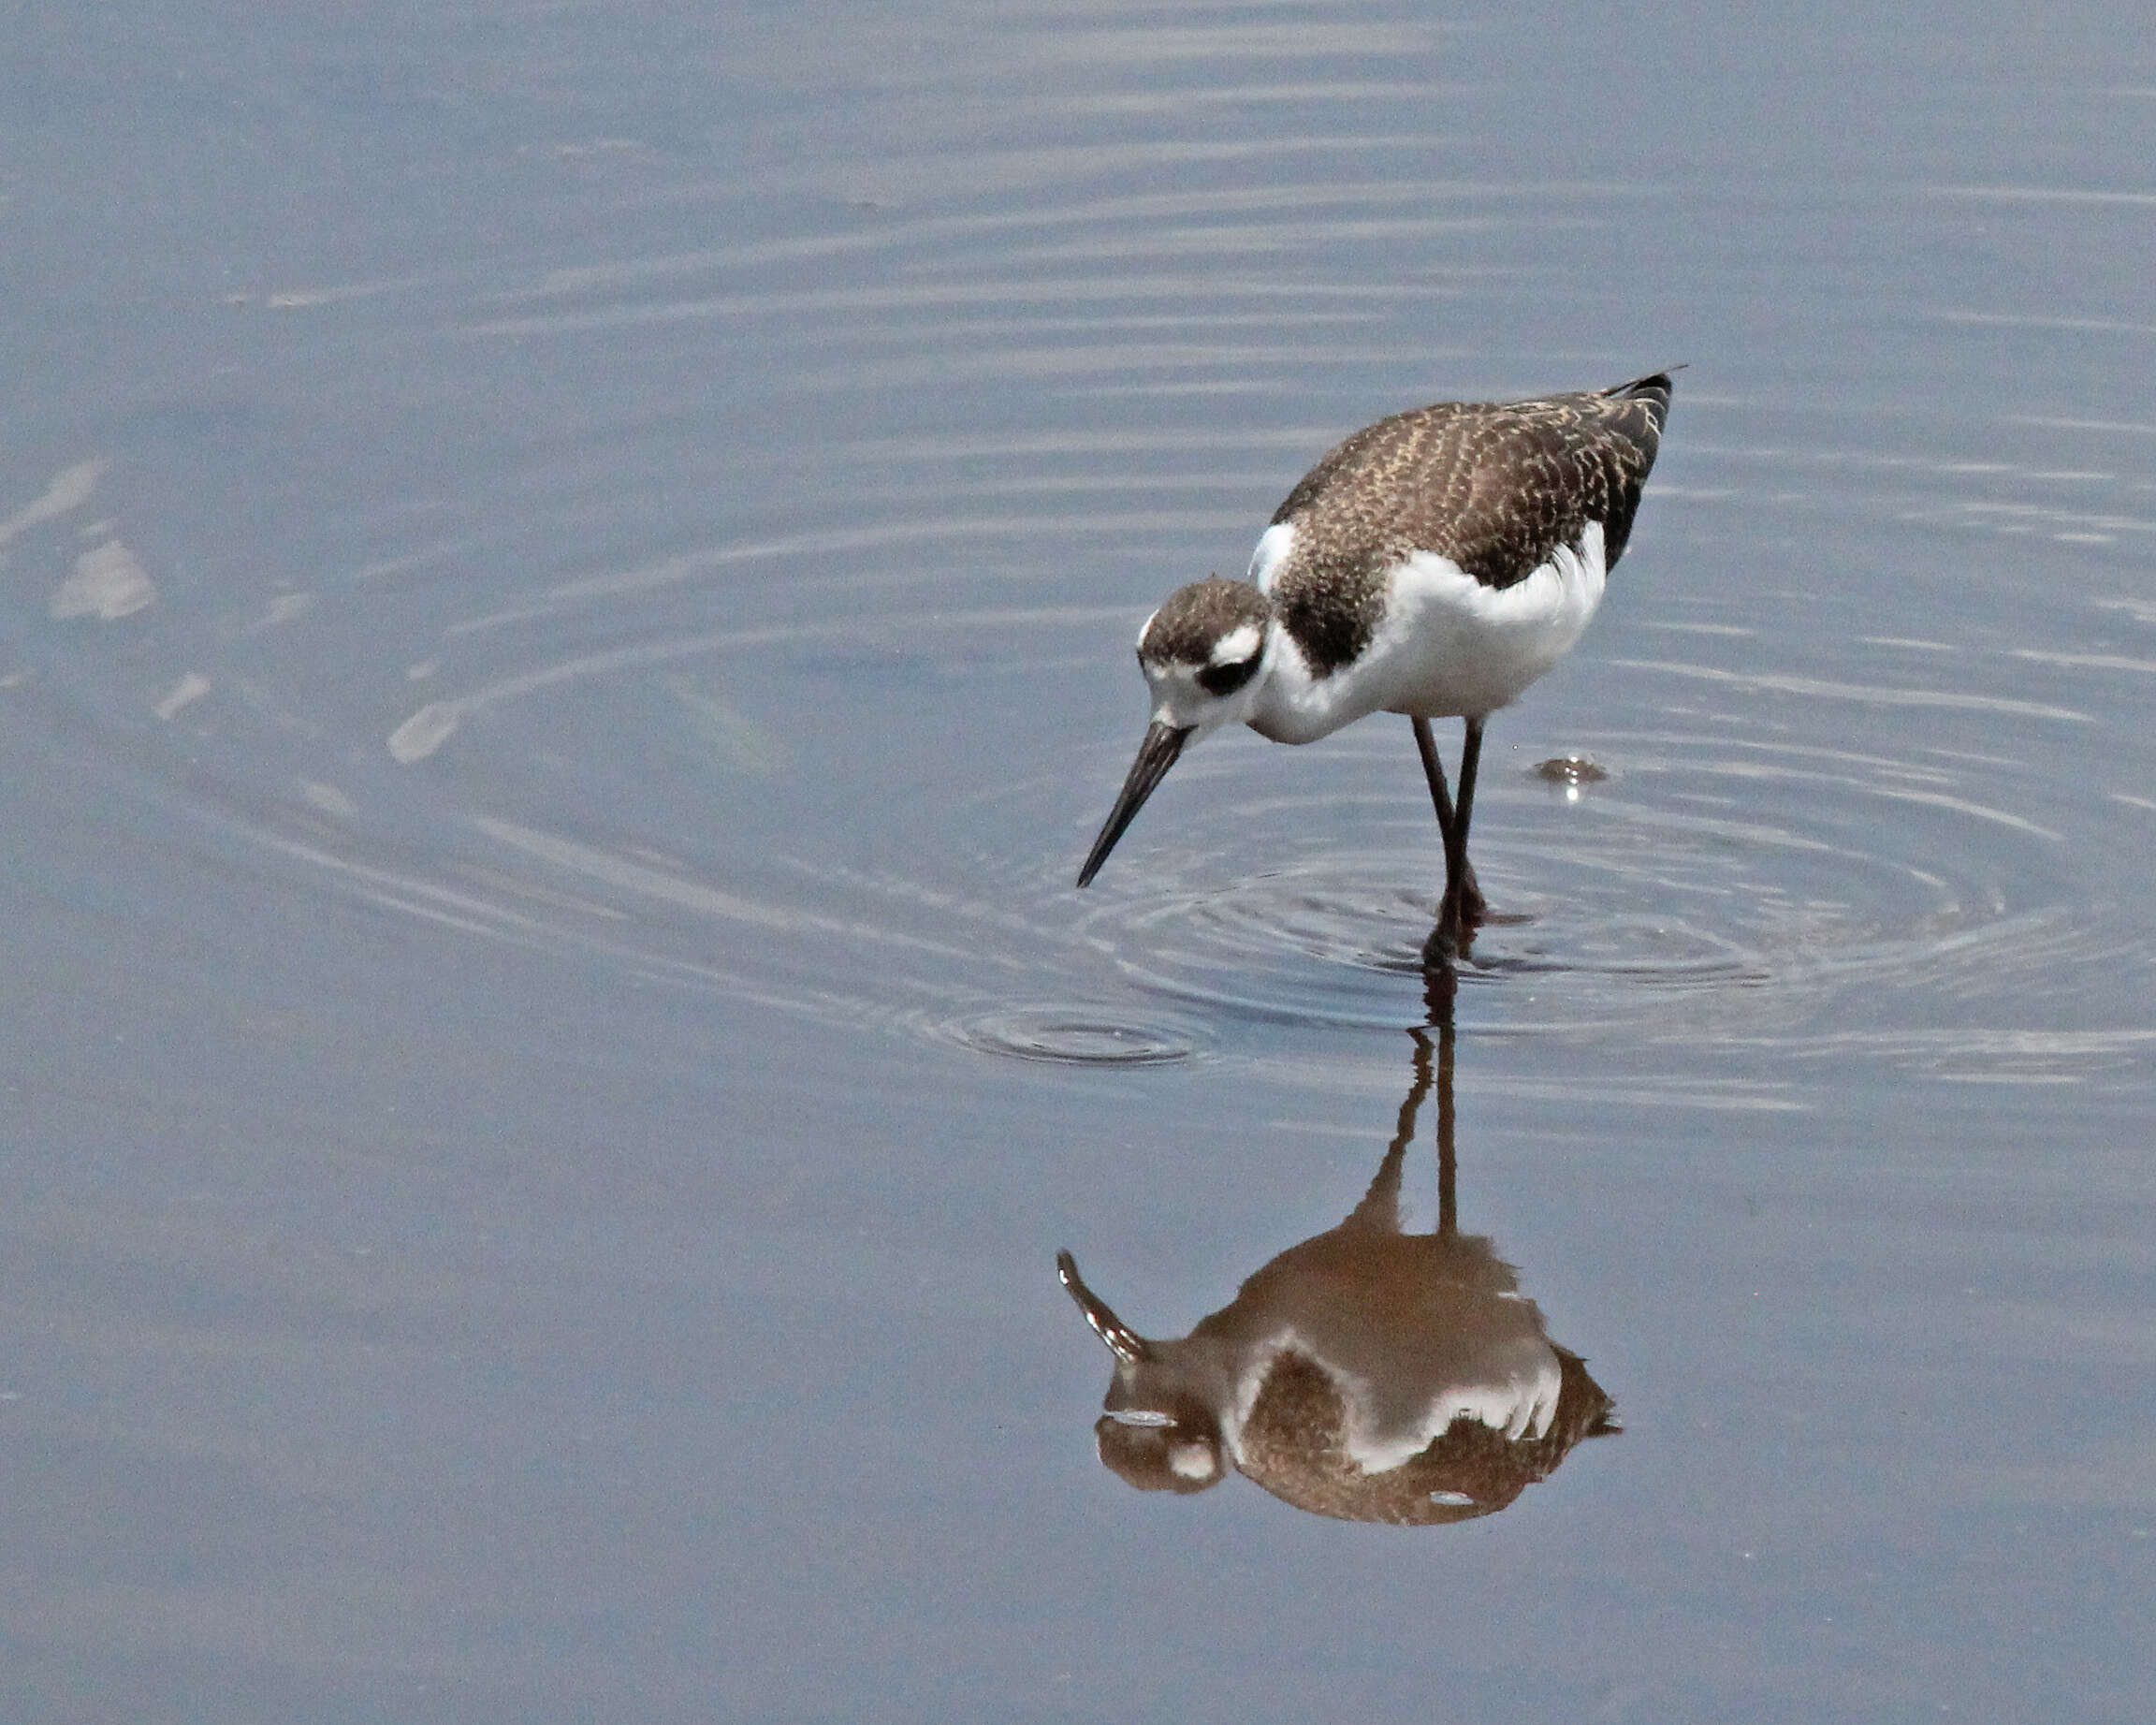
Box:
[1248,624,1378,744]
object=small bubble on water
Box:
[1533,754,1608,786]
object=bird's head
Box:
[1076,578,1275,886]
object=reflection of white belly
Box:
[1225,1328,1565,1475]
[1377,521,1608,720]
[1345,1337,1566,1473]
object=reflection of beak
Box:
[1076,722,1191,887]
[1056,1250,1150,1366]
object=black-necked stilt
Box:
[1076,371,1674,952]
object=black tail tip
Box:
[1609,365,1683,402]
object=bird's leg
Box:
[1410,716,1463,847]
[1438,717,1487,940]
[1411,716,1486,933]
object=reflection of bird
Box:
[1077,373,1673,953]
[1056,1026,1617,1526]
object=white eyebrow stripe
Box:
[1212,622,1262,664]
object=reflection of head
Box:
[1093,1411,1224,1494]
[1058,1252,1231,1494]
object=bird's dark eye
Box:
[1196,657,1259,697]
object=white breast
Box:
[1375,519,1609,720]
[1245,519,1610,744]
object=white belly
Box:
[1375,520,1608,719]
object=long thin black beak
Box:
[1056,1250,1151,1365]
[1076,721,1191,887]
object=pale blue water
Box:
[2,3,2152,1720]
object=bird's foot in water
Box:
[1420,923,1465,968]
[1449,862,1487,927]
[1421,874,1486,967]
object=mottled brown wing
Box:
[1274,373,1671,593]
[1453,379,1668,582]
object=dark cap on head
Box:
[1140,578,1273,665]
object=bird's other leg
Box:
[1411,716,1486,935]
[1437,717,1487,942]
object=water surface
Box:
[2,3,2152,1720]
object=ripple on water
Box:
[1035,726,2118,1047]
[934,1004,1202,1066]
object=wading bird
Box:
[1076,372,1673,953]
